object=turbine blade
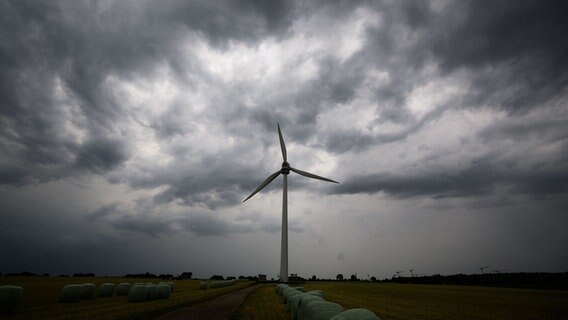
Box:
[242,171,281,202]
[277,123,287,161]
[290,167,339,184]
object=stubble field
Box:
[235,281,568,320]
[0,276,252,320]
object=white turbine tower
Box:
[243,123,338,282]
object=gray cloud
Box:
[1,0,567,278]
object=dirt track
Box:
[153,284,266,320]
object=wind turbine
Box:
[410,269,415,277]
[243,123,338,282]
[479,265,489,274]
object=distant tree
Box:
[227,276,236,280]
[350,274,358,281]
[370,276,377,282]
[211,275,224,280]
[336,274,344,281]
[178,272,193,280]
[6,271,37,277]
[73,272,95,277]
[311,275,317,281]
[238,275,246,280]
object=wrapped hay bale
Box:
[98,283,115,297]
[283,287,303,302]
[289,293,309,318]
[157,284,171,299]
[277,284,290,295]
[167,282,174,292]
[0,286,23,314]
[199,281,208,290]
[306,290,324,298]
[145,284,158,300]
[284,289,302,305]
[294,286,305,292]
[116,283,132,296]
[80,283,95,300]
[128,285,147,302]
[304,301,344,320]
[297,295,324,320]
[329,308,381,320]
[281,287,297,302]
[59,284,82,303]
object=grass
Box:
[304,282,568,320]
[235,281,568,320]
[0,276,253,320]
[232,284,289,320]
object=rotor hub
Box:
[281,161,290,174]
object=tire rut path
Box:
[153,284,267,320]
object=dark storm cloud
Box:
[1,0,567,278]
[75,136,129,174]
[315,0,568,153]
[334,147,568,199]
[429,0,568,114]
[384,0,568,114]
[0,0,296,186]
[88,200,306,238]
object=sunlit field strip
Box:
[301,282,568,320]
[235,281,568,320]
[0,276,253,320]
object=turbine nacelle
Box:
[281,161,290,175]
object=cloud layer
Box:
[1,0,567,278]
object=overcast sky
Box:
[1,0,567,280]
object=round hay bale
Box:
[306,290,324,298]
[199,282,208,290]
[277,284,290,295]
[0,286,23,314]
[281,287,298,302]
[157,284,171,299]
[116,283,132,296]
[304,301,344,320]
[80,283,95,300]
[98,283,115,297]
[145,284,158,300]
[167,282,174,292]
[329,308,381,320]
[59,284,82,303]
[128,285,147,302]
[284,290,302,305]
[294,286,305,292]
[289,293,309,319]
[297,295,324,320]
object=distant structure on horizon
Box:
[243,123,338,282]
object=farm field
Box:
[236,281,568,320]
[0,276,253,320]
